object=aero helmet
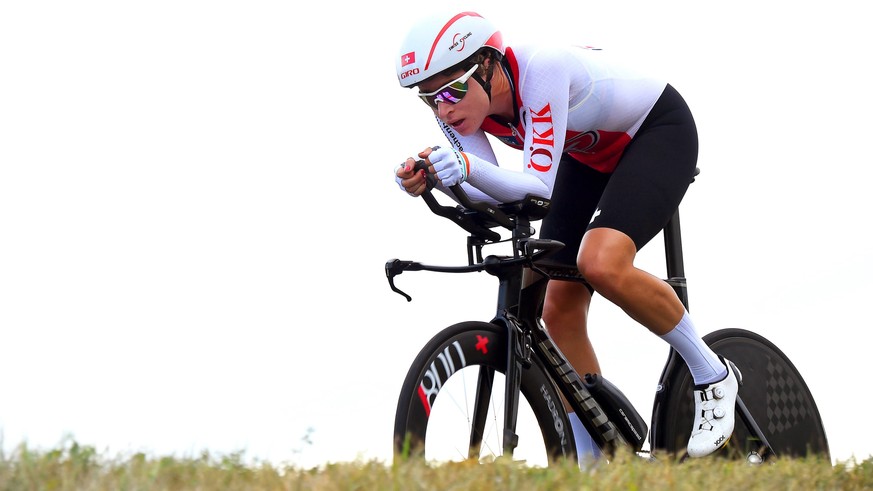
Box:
[396,11,503,87]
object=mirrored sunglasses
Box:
[418,65,479,110]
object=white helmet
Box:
[396,11,504,87]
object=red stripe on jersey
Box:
[567,131,632,173]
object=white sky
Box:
[1,0,871,468]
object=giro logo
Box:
[528,103,555,172]
[400,68,420,80]
[450,31,473,52]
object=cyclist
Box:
[392,11,741,461]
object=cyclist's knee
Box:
[578,258,624,294]
[577,242,635,296]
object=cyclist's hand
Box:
[395,156,429,196]
[428,146,469,187]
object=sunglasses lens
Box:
[419,81,469,109]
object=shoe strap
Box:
[696,385,725,402]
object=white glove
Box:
[429,147,470,187]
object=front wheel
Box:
[393,321,576,466]
[651,328,830,460]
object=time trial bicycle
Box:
[386,162,829,466]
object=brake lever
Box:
[385,258,414,302]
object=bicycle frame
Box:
[387,169,777,461]
[387,179,637,457]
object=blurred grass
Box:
[1,439,870,491]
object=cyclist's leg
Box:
[580,83,699,337]
[578,84,737,457]
[542,281,602,462]
[539,157,608,462]
[542,281,598,379]
[578,229,686,335]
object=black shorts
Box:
[539,84,699,266]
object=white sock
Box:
[569,411,602,464]
[659,311,727,385]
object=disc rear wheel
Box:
[654,328,829,460]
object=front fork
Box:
[489,312,530,458]
[503,321,523,456]
[466,313,526,460]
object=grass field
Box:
[1,440,871,490]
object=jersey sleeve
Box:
[513,47,573,199]
[437,119,553,203]
[433,115,544,204]
[449,48,575,203]
[435,117,503,204]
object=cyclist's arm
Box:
[436,118,550,204]
[474,48,574,202]
[464,154,550,201]
[432,54,572,203]
[433,120,501,204]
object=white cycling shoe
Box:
[687,357,742,458]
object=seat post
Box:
[663,167,699,311]
[663,207,689,311]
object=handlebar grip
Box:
[411,145,513,239]
[412,159,438,191]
